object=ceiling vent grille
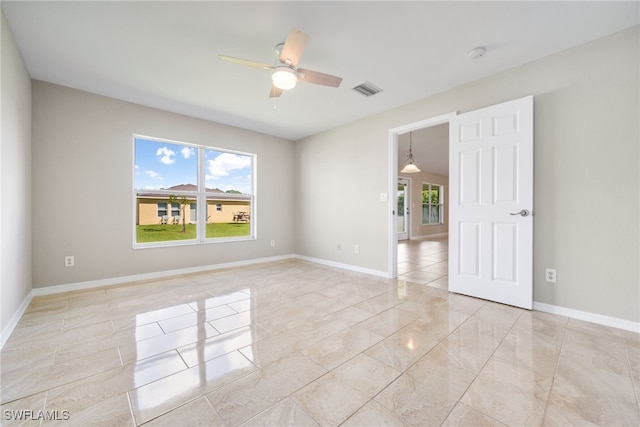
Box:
[352,81,383,97]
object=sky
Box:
[134,138,252,194]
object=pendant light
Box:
[401,132,421,173]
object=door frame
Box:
[388,112,457,278]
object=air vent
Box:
[352,81,383,97]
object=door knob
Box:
[510,209,530,217]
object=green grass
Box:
[136,223,250,243]
[206,222,251,238]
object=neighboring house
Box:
[136,184,250,225]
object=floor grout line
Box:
[2,239,637,426]
[540,315,570,424]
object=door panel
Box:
[449,96,534,309]
[493,144,518,203]
[459,222,480,277]
[492,222,517,283]
[397,179,409,240]
[460,150,481,205]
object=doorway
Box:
[388,97,534,309]
[396,126,450,284]
[388,113,456,279]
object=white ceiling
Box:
[3,1,639,144]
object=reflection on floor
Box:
[1,252,638,426]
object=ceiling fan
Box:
[219,28,343,98]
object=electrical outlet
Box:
[270,240,276,247]
[354,245,360,254]
[65,256,75,267]
[545,268,556,283]
[337,243,342,251]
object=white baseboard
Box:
[294,255,390,278]
[5,255,638,351]
[533,301,640,333]
[410,232,449,240]
[2,255,295,350]
[31,254,295,297]
[1,291,33,349]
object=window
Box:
[422,183,443,225]
[157,202,167,217]
[156,202,179,219]
[170,203,180,218]
[134,136,255,246]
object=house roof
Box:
[164,184,201,192]
[137,184,250,201]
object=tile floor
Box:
[1,238,638,426]
[397,237,449,289]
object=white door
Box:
[397,179,410,240]
[449,96,534,309]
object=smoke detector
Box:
[468,46,486,59]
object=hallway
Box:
[397,236,448,290]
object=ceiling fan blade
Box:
[219,55,272,70]
[297,69,343,87]
[269,85,283,98]
[279,28,308,67]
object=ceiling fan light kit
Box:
[220,28,342,97]
[271,66,297,90]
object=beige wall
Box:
[32,81,294,288]
[295,26,640,322]
[206,201,250,224]
[1,11,32,335]
[136,198,250,225]
[399,171,449,238]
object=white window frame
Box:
[422,182,444,225]
[133,135,256,248]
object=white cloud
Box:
[145,170,163,180]
[181,146,195,159]
[156,147,176,165]
[207,153,251,179]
